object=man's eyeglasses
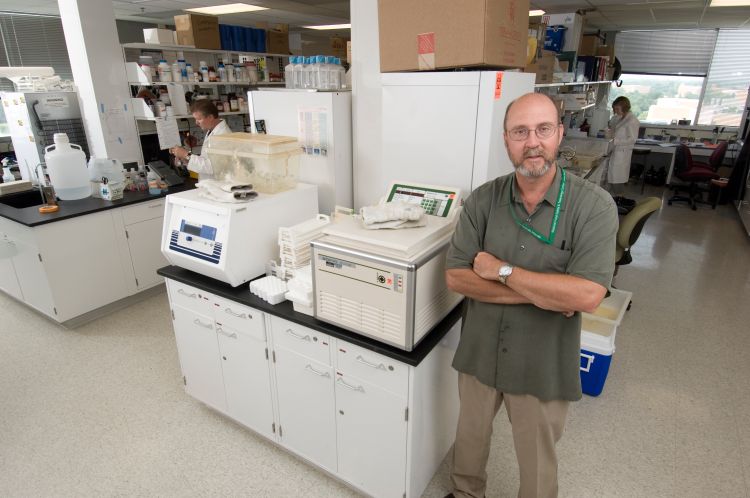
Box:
[507,123,558,141]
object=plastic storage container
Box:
[580,288,632,396]
[544,25,567,53]
[88,157,125,198]
[204,133,303,193]
[44,133,90,200]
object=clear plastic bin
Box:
[204,133,302,193]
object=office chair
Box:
[693,141,728,172]
[616,196,661,266]
[668,145,719,210]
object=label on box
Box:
[417,32,435,70]
[494,72,503,100]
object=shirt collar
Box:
[511,166,562,207]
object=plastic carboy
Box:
[44,133,90,200]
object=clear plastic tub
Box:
[204,133,303,193]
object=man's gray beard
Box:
[516,159,553,178]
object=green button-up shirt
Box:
[446,168,618,401]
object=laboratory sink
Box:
[0,189,45,209]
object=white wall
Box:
[350,0,382,209]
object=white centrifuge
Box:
[162,183,318,287]
[311,182,463,351]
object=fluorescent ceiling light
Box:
[303,24,351,30]
[186,3,267,15]
[710,0,750,5]
[529,10,546,16]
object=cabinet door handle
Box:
[216,327,237,339]
[305,364,330,378]
[193,318,213,329]
[356,355,387,371]
[224,308,248,319]
[337,377,365,393]
[177,289,196,299]
[286,328,311,342]
[148,203,163,208]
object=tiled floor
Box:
[1,183,749,498]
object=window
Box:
[609,74,705,125]
[697,30,750,127]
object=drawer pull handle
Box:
[193,318,213,329]
[337,377,365,393]
[286,328,311,342]
[224,308,248,319]
[148,203,163,208]
[356,355,387,371]
[177,289,196,299]
[305,364,330,378]
[216,327,237,339]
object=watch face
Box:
[500,265,513,277]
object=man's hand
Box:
[170,146,189,160]
[472,251,505,281]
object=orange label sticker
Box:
[494,72,504,100]
[417,32,435,70]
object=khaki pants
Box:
[450,373,569,498]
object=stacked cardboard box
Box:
[174,13,220,49]
[378,0,529,72]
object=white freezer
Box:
[360,71,535,208]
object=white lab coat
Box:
[606,112,640,184]
[187,119,232,180]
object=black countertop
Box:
[157,265,463,367]
[0,180,196,227]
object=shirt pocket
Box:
[541,245,572,273]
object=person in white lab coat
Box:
[169,100,232,180]
[603,96,640,194]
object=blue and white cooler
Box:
[580,289,632,396]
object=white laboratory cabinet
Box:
[0,199,168,325]
[248,89,353,215]
[358,71,535,207]
[164,276,460,498]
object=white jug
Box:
[44,133,90,200]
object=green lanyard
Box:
[508,167,566,246]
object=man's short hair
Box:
[191,99,219,118]
[503,93,561,131]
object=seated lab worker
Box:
[603,96,640,195]
[170,100,231,180]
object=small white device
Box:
[162,183,318,287]
[311,182,463,351]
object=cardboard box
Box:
[596,44,616,61]
[578,34,600,56]
[378,0,530,72]
[143,28,175,45]
[174,13,220,49]
[266,30,289,54]
[524,49,556,83]
[331,36,349,60]
[346,40,351,63]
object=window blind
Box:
[0,13,73,91]
[615,29,718,76]
[697,29,750,126]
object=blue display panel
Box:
[180,220,217,241]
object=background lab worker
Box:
[444,93,618,498]
[170,100,231,180]
[603,96,640,194]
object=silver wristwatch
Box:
[498,264,514,285]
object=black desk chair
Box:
[630,148,651,194]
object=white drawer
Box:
[122,198,165,225]
[336,341,409,398]
[167,279,213,317]
[212,295,265,341]
[270,316,332,366]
